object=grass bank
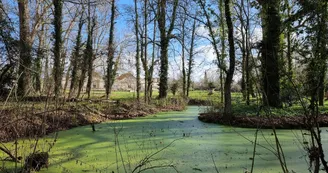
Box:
[193,90,328,128]
[0,97,186,143]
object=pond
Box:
[2,106,328,173]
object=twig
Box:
[0,146,19,162]
[250,128,258,173]
[211,154,219,173]
[114,125,127,173]
[131,139,181,173]
[82,104,107,117]
[137,164,178,173]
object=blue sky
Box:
[112,0,238,82]
[3,0,259,83]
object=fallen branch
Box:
[0,146,20,162]
[82,104,107,118]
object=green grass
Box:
[89,90,240,102]
[3,90,328,117]
[86,90,159,100]
[185,90,328,117]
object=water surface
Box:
[3,106,328,173]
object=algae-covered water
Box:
[2,106,328,173]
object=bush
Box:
[170,82,179,95]
[0,64,14,98]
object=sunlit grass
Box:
[3,90,328,116]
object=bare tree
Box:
[157,0,179,99]
[68,14,84,99]
[186,19,196,97]
[53,0,64,99]
[17,0,32,96]
[198,0,235,116]
[86,2,97,99]
[180,6,187,97]
[235,0,251,105]
[141,0,149,103]
[105,0,117,100]
[223,0,236,116]
[259,0,282,108]
[147,1,159,99]
[134,0,141,102]
[219,0,226,104]
[0,0,17,96]
[34,23,45,94]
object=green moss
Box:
[1,106,325,173]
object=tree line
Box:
[1,0,327,116]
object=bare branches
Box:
[131,139,181,173]
[0,145,20,163]
[198,0,227,74]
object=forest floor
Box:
[191,91,328,129]
[0,98,186,142]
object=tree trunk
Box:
[105,0,116,100]
[143,0,149,103]
[319,85,324,106]
[77,51,88,99]
[18,0,32,96]
[239,0,246,101]
[260,0,282,108]
[35,24,45,94]
[159,39,169,98]
[157,0,178,99]
[147,18,157,100]
[199,0,234,113]
[86,4,96,100]
[285,0,293,79]
[318,2,327,107]
[245,0,251,105]
[134,0,141,102]
[43,41,50,94]
[186,19,196,97]
[53,0,63,99]
[63,64,71,96]
[220,72,224,103]
[181,16,186,97]
[140,31,144,101]
[223,0,235,116]
[158,0,167,99]
[316,3,327,107]
[69,16,84,99]
[219,0,225,104]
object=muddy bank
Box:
[198,112,328,129]
[187,99,210,105]
[0,101,185,142]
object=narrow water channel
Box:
[3,106,328,172]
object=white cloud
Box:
[235,26,262,44]
[250,27,262,43]
[195,25,209,39]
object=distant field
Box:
[86,90,244,102]
[3,90,328,116]
[85,90,159,100]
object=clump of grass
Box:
[152,97,187,110]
